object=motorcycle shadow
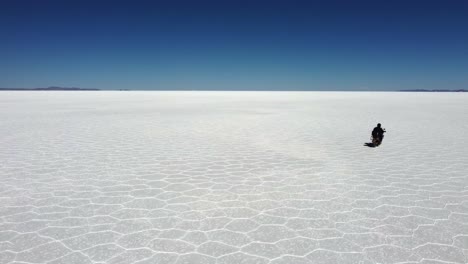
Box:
[364,141,382,148]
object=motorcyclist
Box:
[372,123,386,143]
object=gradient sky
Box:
[1,0,468,90]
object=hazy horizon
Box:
[3,86,467,92]
[0,86,454,91]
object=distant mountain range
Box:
[1,87,466,92]
[400,89,467,92]
[0,86,100,91]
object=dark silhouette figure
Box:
[364,123,386,147]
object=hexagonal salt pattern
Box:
[1,91,467,264]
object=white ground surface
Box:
[1,91,467,264]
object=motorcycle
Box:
[371,129,386,146]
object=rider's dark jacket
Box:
[372,127,385,138]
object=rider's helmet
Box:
[377,123,381,127]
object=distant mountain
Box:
[0,86,100,91]
[400,89,467,92]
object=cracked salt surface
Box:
[1,91,467,264]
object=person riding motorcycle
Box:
[372,123,386,145]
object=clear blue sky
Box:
[1,0,467,90]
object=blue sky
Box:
[1,0,467,90]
